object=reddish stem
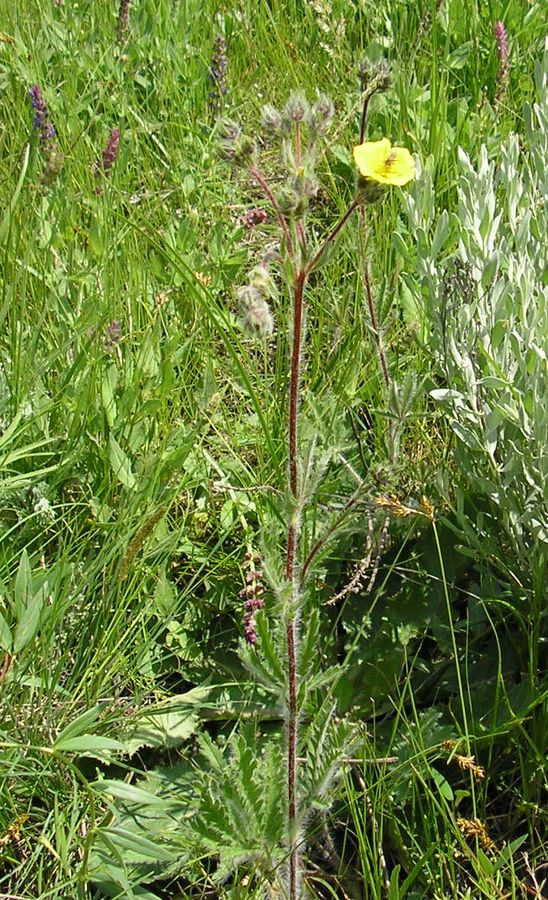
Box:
[285,266,306,900]
[250,165,295,257]
[306,199,359,276]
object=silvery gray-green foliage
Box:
[398,42,548,600]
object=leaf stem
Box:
[360,205,390,386]
[305,199,359,277]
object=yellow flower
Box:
[353,138,415,186]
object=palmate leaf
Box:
[300,695,358,812]
[187,728,286,883]
[239,611,286,700]
[298,606,320,684]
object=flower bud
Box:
[358,59,391,95]
[283,91,308,123]
[217,118,241,143]
[261,104,283,133]
[236,285,262,309]
[355,174,387,205]
[307,93,334,136]
[276,184,303,216]
[233,135,256,166]
[241,296,275,337]
[249,264,278,301]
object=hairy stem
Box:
[250,164,295,257]
[285,199,359,897]
[305,199,359,276]
[286,265,306,900]
[359,90,372,144]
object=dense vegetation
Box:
[0,0,546,897]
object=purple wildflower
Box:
[105,320,122,348]
[208,35,228,116]
[29,85,56,141]
[494,21,509,88]
[240,552,265,645]
[28,84,63,182]
[117,0,131,41]
[96,128,120,180]
[242,207,268,229]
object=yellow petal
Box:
[353,139,392,178]
[380,147,415,185]
[353,139,415,186]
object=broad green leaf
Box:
[100,827,176,862]
[0,609,13,652]
[53,734,126,755]
[13,585,46,653]
[92,780,166,806]
[101,364,119,428]
[108,434,136,489]
[13,550,32,619]
[389,865,401,900]
[492,834,527,873]
[55,704,107,744]
[0,144,30,245]
[430,767,454,801]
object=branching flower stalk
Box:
[225,80,414,898]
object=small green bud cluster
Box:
[261,91,334,141]
[259,91,334,218]
[237,262,277,338]
[358,59,391,97]
[217,118,256,166]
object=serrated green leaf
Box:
[124,705,199,755]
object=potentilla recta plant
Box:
[219,67,415,897]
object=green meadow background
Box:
[0,0,546,897]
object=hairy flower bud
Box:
[284,91,308,123]
[241,295,275,337]
[355,174,387,205]
[232,135,256,166]
[261,104,283,133]
[358,59,391,95]
[276,184,303,216]
[307,93,334,137]
[217,120,255,166]
[217,118,241,143]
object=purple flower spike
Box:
[208,35,228,116]
[105,320,122,348]
[96,128,120,180]
[494,21,509,87]
[240,552,265,645]
[29,85,56,141]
